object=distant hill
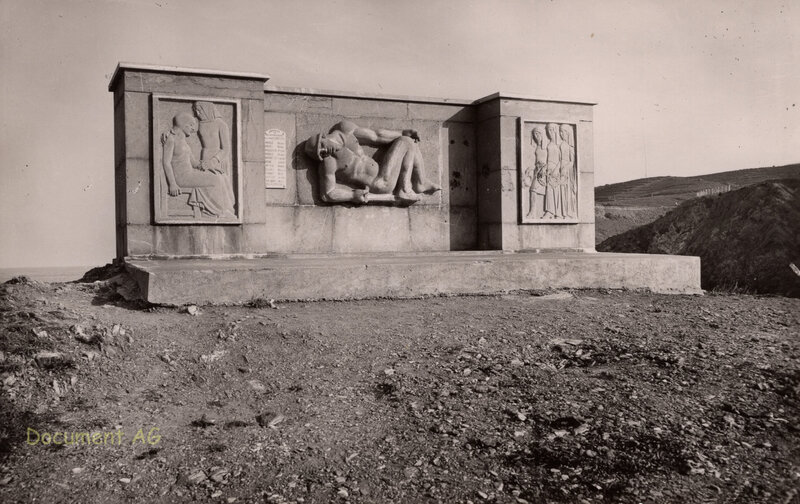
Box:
[598,179,800,297]
[594,163,800,243]
[596,163,800,206]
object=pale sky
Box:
[1,0,798,268]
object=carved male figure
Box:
[304,121,441,204]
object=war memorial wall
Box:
[108,63,699,303]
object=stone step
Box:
[125,252,701,305]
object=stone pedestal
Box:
[127,252,701,305]
[108,63,702,302]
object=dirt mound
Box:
[594,163,800,245]
[77,262,126,283]
[598,179,800,296]
[4,275,33,285]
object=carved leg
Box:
[373,137,413,194]
[527,190,537,219]
[396,151,420,202]
[410,147,441,194]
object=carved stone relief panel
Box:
[301,120,441,205]
[152,95,242,224]
[519,119,578,224]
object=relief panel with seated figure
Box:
[152,95,242,224]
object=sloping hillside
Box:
[596,163,800,207]
[595,206,674,244]
[594,163,800,244]
[598,179,800,297]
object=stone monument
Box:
[109,63,700,304]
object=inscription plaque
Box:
[265,129,287,189]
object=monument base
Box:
[125,252,701,305]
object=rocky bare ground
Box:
[1,277,799,504]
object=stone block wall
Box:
[476,94,596,252]
[110,64,268,258]
[261,90,478,253]
[110,64,596,259]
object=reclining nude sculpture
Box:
[304,121,441,204]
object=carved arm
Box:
[161,135,181,196]
[352,125,420,146]
[318,157,368,204]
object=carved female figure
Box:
[525,126,547,219]
[543,123,562,219]
[559,124,577,218]
[193,101,231,176]
[161,112,235,218]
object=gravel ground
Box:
[1,277,798,504]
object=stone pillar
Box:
[109,63,269,258]
[475,93,595,252]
